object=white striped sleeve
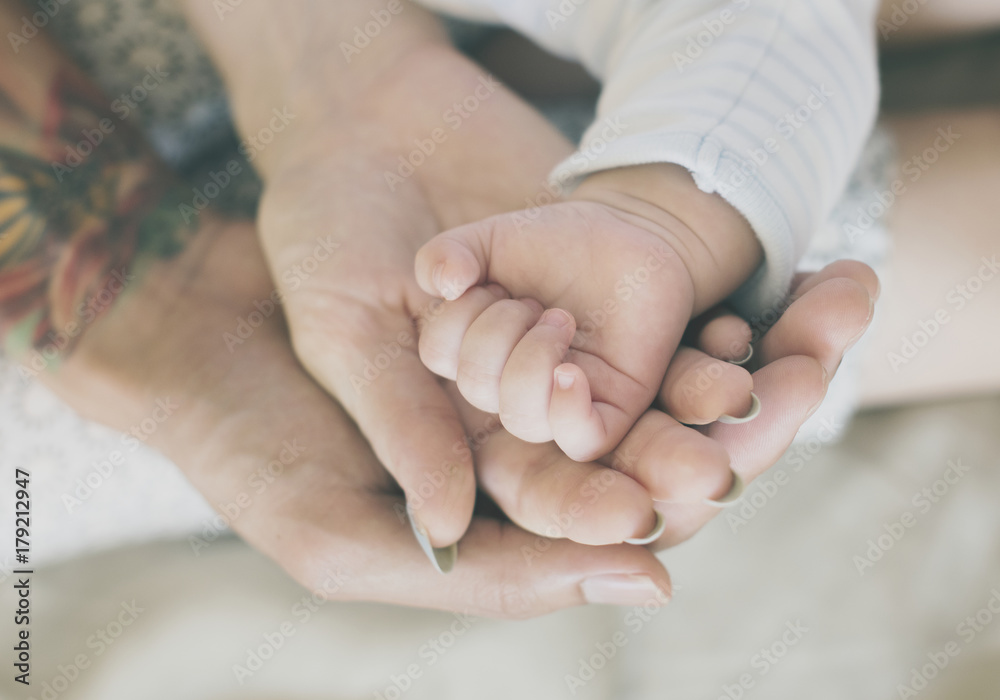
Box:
[417,0,881,317]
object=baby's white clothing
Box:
[417,0,881,317]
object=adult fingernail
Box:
[581,574,670,606]
[624,511,666,545]
[703,469,746,508]
[843,297,876,353]
[729,344,753,366]
[718,392,761,424]
[406,504,457,574]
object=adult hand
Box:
[178,0,878,574]
[47,214,678,615]
[48,215,874,617]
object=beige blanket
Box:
[1,391,998,699]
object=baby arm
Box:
[416,162,762,461]
[414,0,880,459]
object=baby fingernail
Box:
[442,282,464,301]
[540,308,573,329]
[554,368,575,390]
[432,263,463,300]
[581,574,671,606]
[432,263,446,293]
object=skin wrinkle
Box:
[572,188,704,295]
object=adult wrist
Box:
[177,0,449,179]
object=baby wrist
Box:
[571,163,763,314]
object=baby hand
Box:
[415,164,762,461]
